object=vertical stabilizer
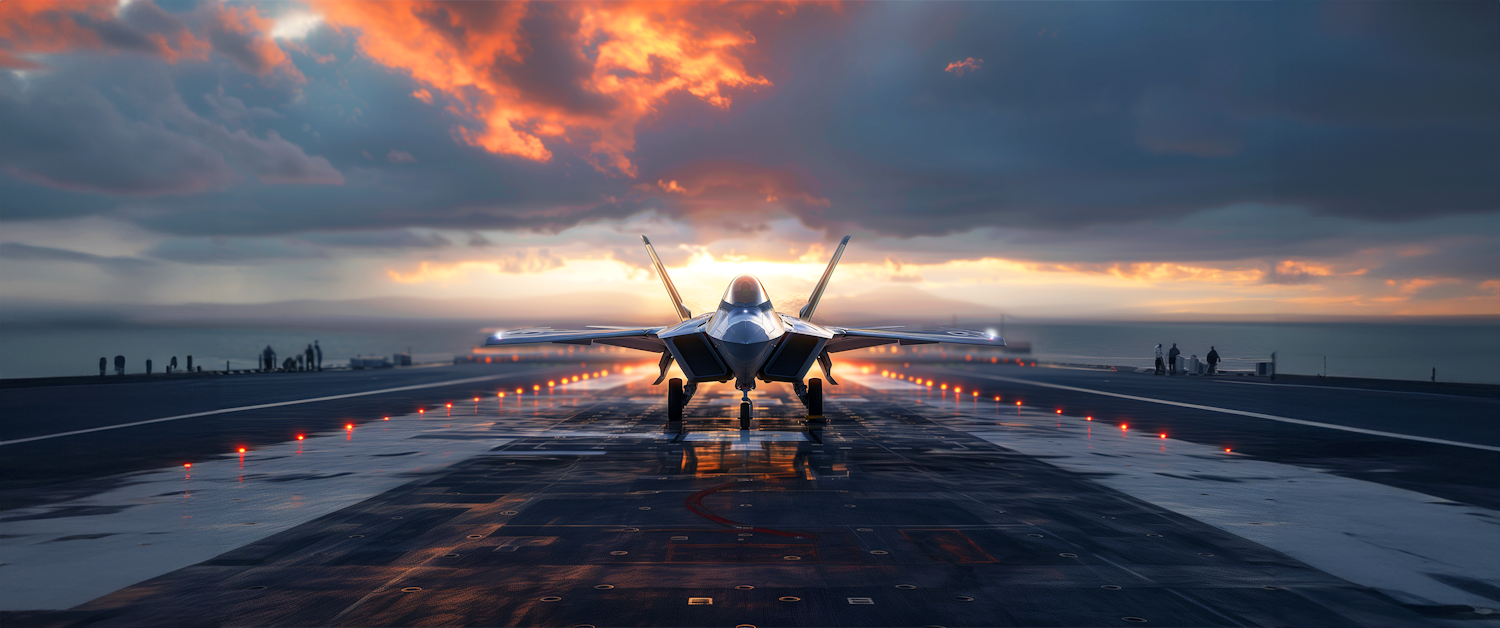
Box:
[642,236,692,321]
[798,235,850,321]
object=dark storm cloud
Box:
[498,3,618,118]
[632,1,1498,238]
[297,230,451,249]
[0,59,339,200]
[145,237,327,264]
[0,1,1494,258]
[0,71,238,196]
[0,242,153,273]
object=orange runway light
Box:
[419,408,425,413]
[994,396,1000,401]
[1016,401,1022,406]
[548,381,556,387]
[926,380,934,387]
[446,403,453,408]
[533,385,541,391]
[1121,424,1128,430]
[296,435,305,440]
[498,392,505,397]
[473,397,479,402]
[1056,409,1062,414]
[973,391,979,397]
[516,388,524,394]
[383,416,389,420]
[1225,448,1232,453]
[237,447,246,453]
[940,383,947,390]
[184,463,192,468]
[1086,416,1093,421]
[602,369,609,376]
[583,373,590,380]
[954,387,961,394]
[1159,433,1167,439]
[346,423,353,429]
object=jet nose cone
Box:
[719,319,775,346]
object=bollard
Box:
[114,355,125,376]
[146,359,153,375]
[187,355,193,372]
[99,357,107,377]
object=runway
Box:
[1,360,1496,626]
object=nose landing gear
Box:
[739,389,752,430]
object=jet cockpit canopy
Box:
[723,274,770,307]
[707,274,783,345]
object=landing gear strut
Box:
[803,378,824,423]
[739,389,752,431]
[668,378,684,424]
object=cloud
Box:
[0,242,152,273]
[0,71,239,196]
[145,237,328,264]
[297,230,450,249]
[633,161,831,233]
[943,57,982,76]
[0,63,341,196]
[0,0,210,69]
[318,1,792,176]
[205,3,304,82]
[385,250,567,283]
[386,149,416,164]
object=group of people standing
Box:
[262,341,322,372]
[1154,343,1221,375]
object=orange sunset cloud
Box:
[318,1,793,177]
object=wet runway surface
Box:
[2,362,1497,626]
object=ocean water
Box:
[0,322,484,380]
[1,320,1496,385]
[986,321,1500,384]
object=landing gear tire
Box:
[739,401,752,431]
[668,378,684,424]
[805,378,824,423]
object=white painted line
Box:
[949,370,1500,453]
[0,371,556,447]
[925,407,1500,608]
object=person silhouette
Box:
[314,340,323,371]
[1153,344,1165,375]
[1168,343,1181,375]
[1206,346,1221,374]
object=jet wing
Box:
[824,326,1003,353]
[483,326,668,352]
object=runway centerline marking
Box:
[0,370,575,447]
[947,369,1500,453]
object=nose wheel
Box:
[739,390,752,430]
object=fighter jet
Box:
[483,236,1003,429]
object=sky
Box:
[1,0,1497,324]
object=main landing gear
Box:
[667,378,697,426]
[666,377,822,431]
